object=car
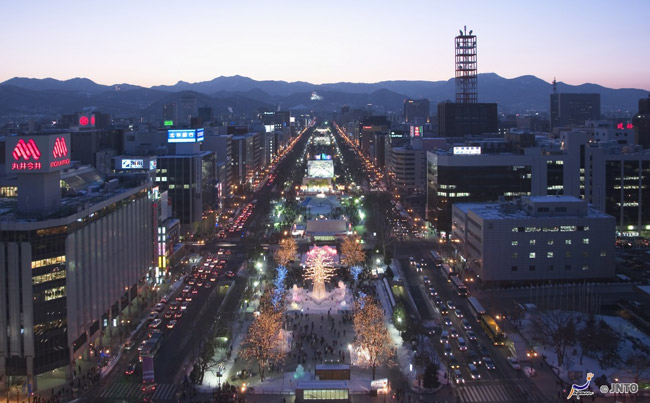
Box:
[435,297,444,306]
[428,287,437,296]
[149,319,162,328]
[422,276,431,285]
[449,356,460,369]
[204,282,212,289]
[484,356,496,370]
[507,356,521,370]
[439,307,449,315]
[453,369,465,384]
[160,296,169,304]
[169,301,180,310]
[466,330,477,341]
[184,295,193,302]
[125,363,136,375]
[478,344,490,356]
[147,312,158,321]
[457,337,467,351]
[443,344,453,356]
[461,319,472,330]
[148,328,162,339]
[415,263,422,272]
[409,257,415,265]
[137,340,147,352]
[175,294,185,301]
[123,339,134,351]
[210,276,217,282]
[182,286,191,293]
[454,309,464,318]
[450,328,459,338]
[468,351,482,366]
[444,317,453,327]
[167,320,177,329]
[526,349,539,358]
[226,271,235,277]
[164,311,173,319]
[181,302,189,310]
[192,286,200,293]
[468,363,481,379]
[440,330,449,344]
[154,303,165,312]
[174,311,183,319]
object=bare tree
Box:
[240,297,286,381]
[532,310,576,367]
[353,295,395,379]
[275,237,297,267]
[340,235,365,267]
[625,353,650,386]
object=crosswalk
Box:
[98,382,178,401]
[457,381,549,402]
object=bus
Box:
[467,296,486,322]
[429,250,443,267]
[480,315,506,345]
[451,276,468,297]
[139,333,163,362]
[440,264,455,282]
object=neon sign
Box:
[7,134,71,173]
[52,137,68,158]
[13,139,41,161]
[617,123,634,130]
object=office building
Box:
[437,102,498,137]
[426,148,567,233]
[202,134,233,195]
[633,95,650,149]
[550,93,600,130]
[387,143,426,194]
[162,103,177,125]
[404,99,430,124]
[0,133,155,390]
[452,196,615,283]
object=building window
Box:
[565,265,571,270]
[583,251,589,257]
[547,239,554,245]
[537,207,549,213]
[555,207,567,212]
[565,251,571,257]
[582,265,589,271]
[529,252,536,259]
[600,251,607,257]
[548,265,554,271]
[512,252,518,258]
[529,240,536,245]
[529,265,536,271]
[511,266,518,272]
[511,241,518,246]
[565,239,572,245]
[583,238,589,244]
[547,252,554,258]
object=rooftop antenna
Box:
[552,77,557,94]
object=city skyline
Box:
[1,0,649,90]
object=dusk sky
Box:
[2,0,649,89]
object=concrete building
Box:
[452,196,615,283]
[387,143,426,194]
[633,95,650,149]
[426,148,567,233]
[404,99,430,124]
[437,102,498,137]
[0,133,155,391]
[550,93,600,130]
[202,134,232,195]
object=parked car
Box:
[507,356,521,370]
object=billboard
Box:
[79,114,96,128]
[121,159,144,169]
[6,133,71,173]
[410,125,423,137]
[314,153,332,160]
[307,160,334,178]
[452,146,481,155]
[115,156,157,170]
[167,128,205,143]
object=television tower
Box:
[455,26,477,104]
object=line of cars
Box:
[227,202,256,234]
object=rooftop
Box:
[455,197,611,221]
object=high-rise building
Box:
[437,102,498,137]
[387,143,426,194]
[404,99,430,124]
[550,93,600,130]
[633,95,650,148]
[162,103,177,124]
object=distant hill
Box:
[1,73,648,118]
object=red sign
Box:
[52,137,68,158]
[617,123,635,130]
[12,139,41,161]
[78,115,96,126]
[362,126,373,130]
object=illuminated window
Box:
[529,240,536,245]
[565,239,572,245]
[32,270,66,285]
[32,256,65,269]
[44,286,66,301]
[529,252,536,259]
[582,265,589,271]
[583,238,589,244]
[511,241,518,246]
[600,251,606,257]
[547,252,554,258]
[547,240,554,245]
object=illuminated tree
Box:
[341,235,365,267]
[275,237,297,267]
[304,245,337,300]
[353,295,395,379]
[272,265,288,307]
[240,298,285,381]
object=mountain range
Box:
[0,74,647,120]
